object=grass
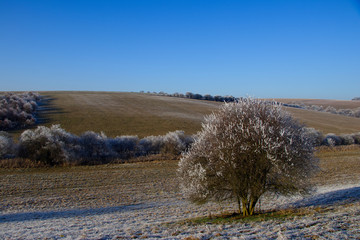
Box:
[177,145,360,226]
[6,91,360,138]
[284,107,360,135]
[178,208,309,226]
[32,91,220,138]
[0,160,179,212]
[1,145,359,214]
[312,145,360,185]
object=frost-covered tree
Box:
[178,98,318,216]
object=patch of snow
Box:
[1,184,360,239]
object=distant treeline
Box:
[0,125,193,166]
[282,102,360,118]
[352,97,360,101]
[145,91,360,118]
[0,92,41,130]
[1,125,360,167]
[141,91,238,102]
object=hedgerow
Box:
[10,125,194,166]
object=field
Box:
[1,92,360,239]
[1,146,360,239]
[32,91,221,138]
[7,92,360,138]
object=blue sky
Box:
[1,0,359,99]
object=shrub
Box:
[78,131,114,164]
[353,108,360,118]
[322,133,342,147]
[138,135,164,155]
[18,125,74,166]
[0,92,41,130]
[138,131,194,156]
[0,131,14,158]
[352,133,360,144]
[108,135,139,159]
[339,134,355,145]
[178,98,318,216]
[162,130,193,155]
[303,128,324,146]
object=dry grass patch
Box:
[0,160,179,212]
[284,107,360,134]
[35,91,220,138]
[313,145,360,185]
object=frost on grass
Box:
[0,183,360,239]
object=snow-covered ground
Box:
[1,183,360,239]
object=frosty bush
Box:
[352,133,360,144]
[14,124,195,165]
[138,135,164,155]
[108,136,139,159]
[0,92,41,130]
[339,134,355,145]
[18,125,75,166]
[138,131,194,156]
[322,133,342,147]
[303,127,324,146]
[162,130,193,155]
[0,131,14,158]
[178,98,318,216]
[78,131,115,164]
[354,108,360,118]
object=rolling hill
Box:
[8,91,360,137]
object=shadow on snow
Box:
[288,186,360,209]
[1,187,360,223]
[0,202,158,223]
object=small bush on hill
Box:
[0,92,41,130]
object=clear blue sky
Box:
[1,0,360,99]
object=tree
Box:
[178,98,318,216]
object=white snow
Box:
[1,183,360,239]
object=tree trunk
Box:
[241,197,258,216]
[237,196,242,215]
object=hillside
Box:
[7,92,360,137]
[36,91,221,138]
